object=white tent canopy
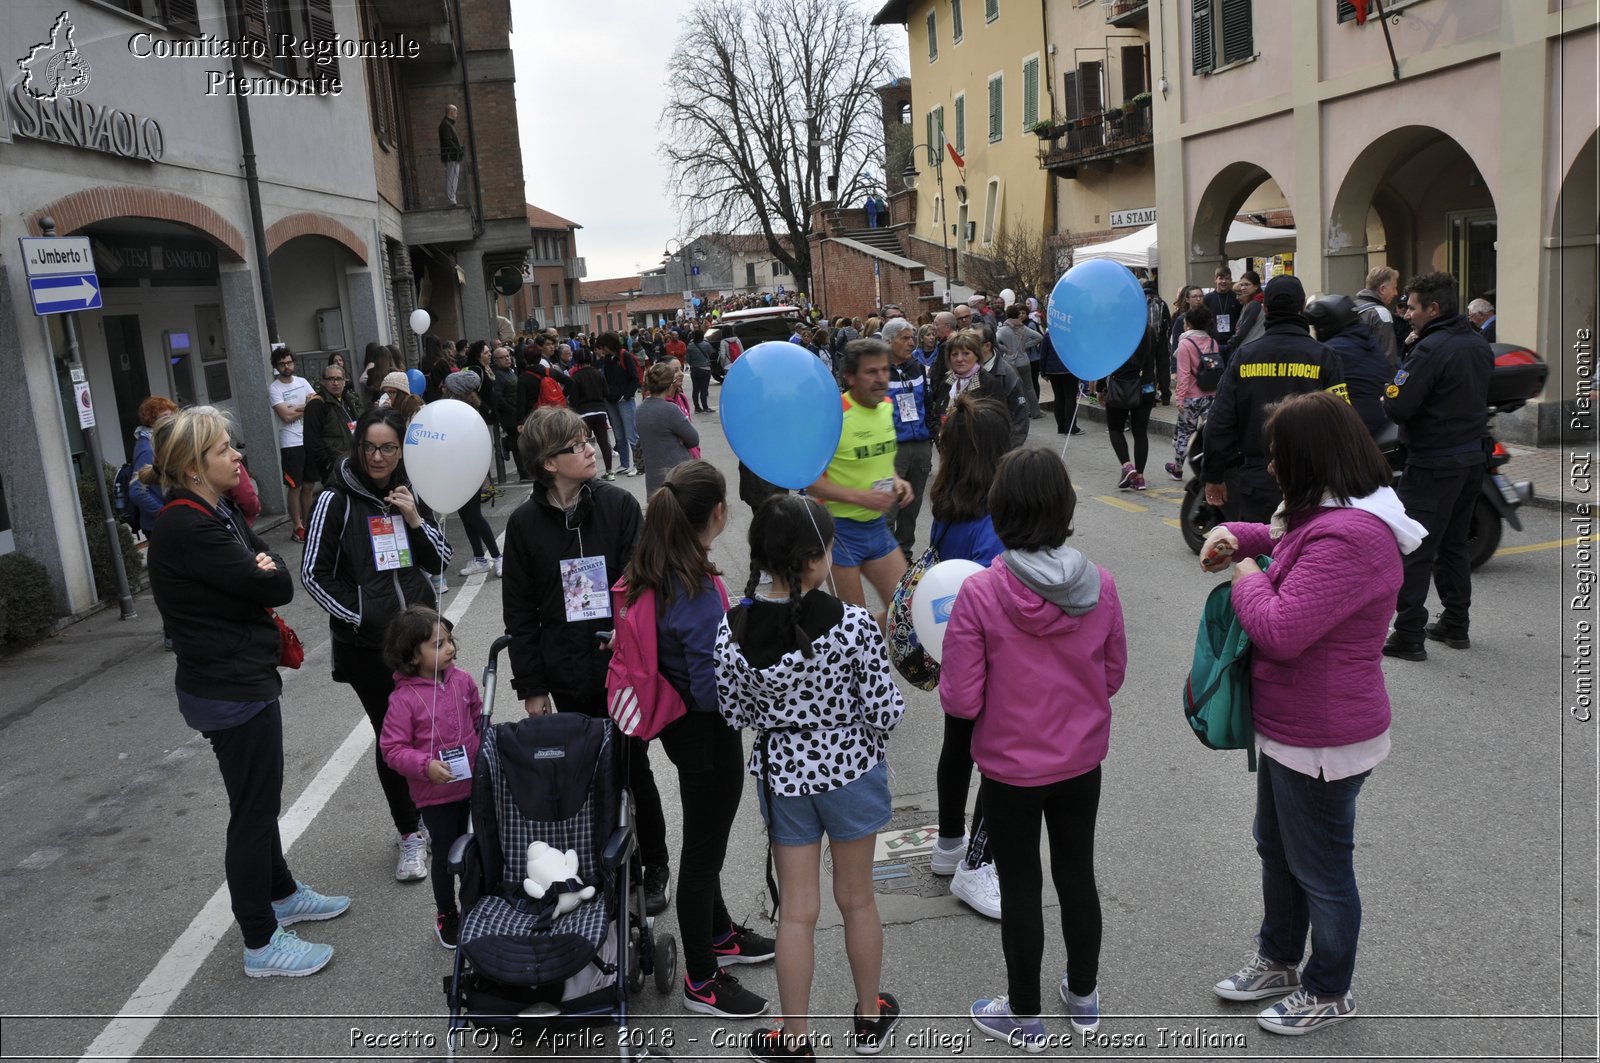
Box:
[1074,221,1298,270]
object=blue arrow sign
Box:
[29,273,102,316]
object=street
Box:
[0,408,1592,1062]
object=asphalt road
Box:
[0,400,1593,1062]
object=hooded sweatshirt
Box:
[379,664,483,808]
[940,549,1127,787]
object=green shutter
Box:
[988,76,1002,142]
[1336,0,1357,22]
[1192,0,1215,74]
[952,0,964,41]
[927,10,938,61]
[1022,57,1038,129]
[985,0,999,22]
[954,94,966,153]
[927,111,936,165]
[1219,0,1254,64]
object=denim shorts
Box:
[831,516,900,568]
[757,759,892,847]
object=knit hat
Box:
[443,370,479,397]
[1262,275,1307,316]
[380,371,411,393]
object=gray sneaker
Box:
[1257,987,1356,1036]
[1213,952,1301,1001]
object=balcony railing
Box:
[1104,0,1149,26]
[1037,104,1153,177]
[565,257,587,279]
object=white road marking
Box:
[78,553,494,1063]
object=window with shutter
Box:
[988,74,1003,142]
[159,0,201,36]
[1022,57,1038,130]
[1121,44,1149,99]
[954,93,966,153]
[1063,70,1081,120]
[1336,0,1357,22]
[241,0,271,59]
[304,0,339,80]
[1219,0,1253,64]
[933,104,945,153]
[927,111,937,165]
[1191,0,1215,74]
[985,0,999,23]
[927,11,938,61]
[952,0,964,42]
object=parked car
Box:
[704,305,805,381]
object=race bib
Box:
[368,515,413,572]
[1216,314,1233,333]
[560,555,611,622]
[895,392,920,422]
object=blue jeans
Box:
[605,397,638,469]
[1254,753,1370,996]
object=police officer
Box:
[1203,275,1349,522]
[1380,271,1494,661]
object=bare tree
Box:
[961,215,1059,302]
[660,0,899,289]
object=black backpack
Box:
[112,463,137,528]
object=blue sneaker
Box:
[971,996,1047,1053]
[243,928,333,978]
[271,881,351,926]
[1060,981,1100,1033]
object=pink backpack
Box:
[605,575,730,739]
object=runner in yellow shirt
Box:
[808,339,914,630]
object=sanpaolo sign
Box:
[6,81,165,161]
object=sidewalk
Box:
[1060,394,1579,512]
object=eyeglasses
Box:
[323,375,345,382]
[359,442,401,457]
[550,434,596,457]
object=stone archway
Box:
[27,186,247,261]
[1190,160,1294,269]
[1544,128,1597,434]
[264,212,368,264]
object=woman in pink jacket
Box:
[1200,392,1424,1037]
[378,605,483,951]
[940,448,1127,1050]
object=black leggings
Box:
[981,767,1103,1014]
[204,701,299,949]
[332,639,421,837]
[937,713,991,866]
[582,412,614,474]
[420,799,471,915]
[690,366,712,412]
[1045,373,1080,434]
[1105,400,1154,473]
[657,710,745,981]
[458,490,500,560]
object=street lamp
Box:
[903,142,956,304]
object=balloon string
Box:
[1059,389,1081,462]
[801,496,839,599]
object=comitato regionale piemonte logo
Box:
[17,11,92,102]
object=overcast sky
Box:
[509,0,908,283]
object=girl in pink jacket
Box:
[379,606,482,951]
[940,449,1126,1051]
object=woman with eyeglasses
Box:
[302,405,452,886]
[502,407,674,916]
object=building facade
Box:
[580,275,642,336]
[512,205,585,335]
[0,0,530,617]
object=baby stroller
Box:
[443,635,677,1060]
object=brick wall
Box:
[470,81,524,221]
[458,0,511,52]
[809,236,941,321]
[420,258,462,341]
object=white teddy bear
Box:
[523,840,595,917]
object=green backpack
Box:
[1182,558,1270,771]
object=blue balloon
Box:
[406,368,426,396]
[1046,259,1149,381]
[719,341,842,490]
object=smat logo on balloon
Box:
[931,594,958,623]
[405,424,446,445]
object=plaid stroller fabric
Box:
[458,714,617,986]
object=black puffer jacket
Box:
[147,489,293,701]
[301,458,451,649]
[502,478,642,702]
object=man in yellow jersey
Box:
[808,339,915,629]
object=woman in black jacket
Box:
[567,349,618,479]
[302,406,452,884]
[1097,325,1161,491]
[146,407,350,977]
[503,406,672,914]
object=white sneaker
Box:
[429,574,449,596]
[951,861,1002,919]
[493,556,504,578]
[458,557,492,577]
[395,831,429,882]
[930,835,967,876]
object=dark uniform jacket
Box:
[147,489,292,702]
[301,459,450,649]
[502,479,642,703]
[1381,313,1493,468]
[1325,328,1391,439]
[1203,317,1348,485]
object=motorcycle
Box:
[1178,342,1548,570]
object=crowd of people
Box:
[129,256,1499,1057]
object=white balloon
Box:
[402,399,493,514]
[409,308,431,336]
[910,559,986,663]
[1000,288,1016,309]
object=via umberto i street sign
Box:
[19,236,102,315]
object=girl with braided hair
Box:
[714,494,906,1060]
